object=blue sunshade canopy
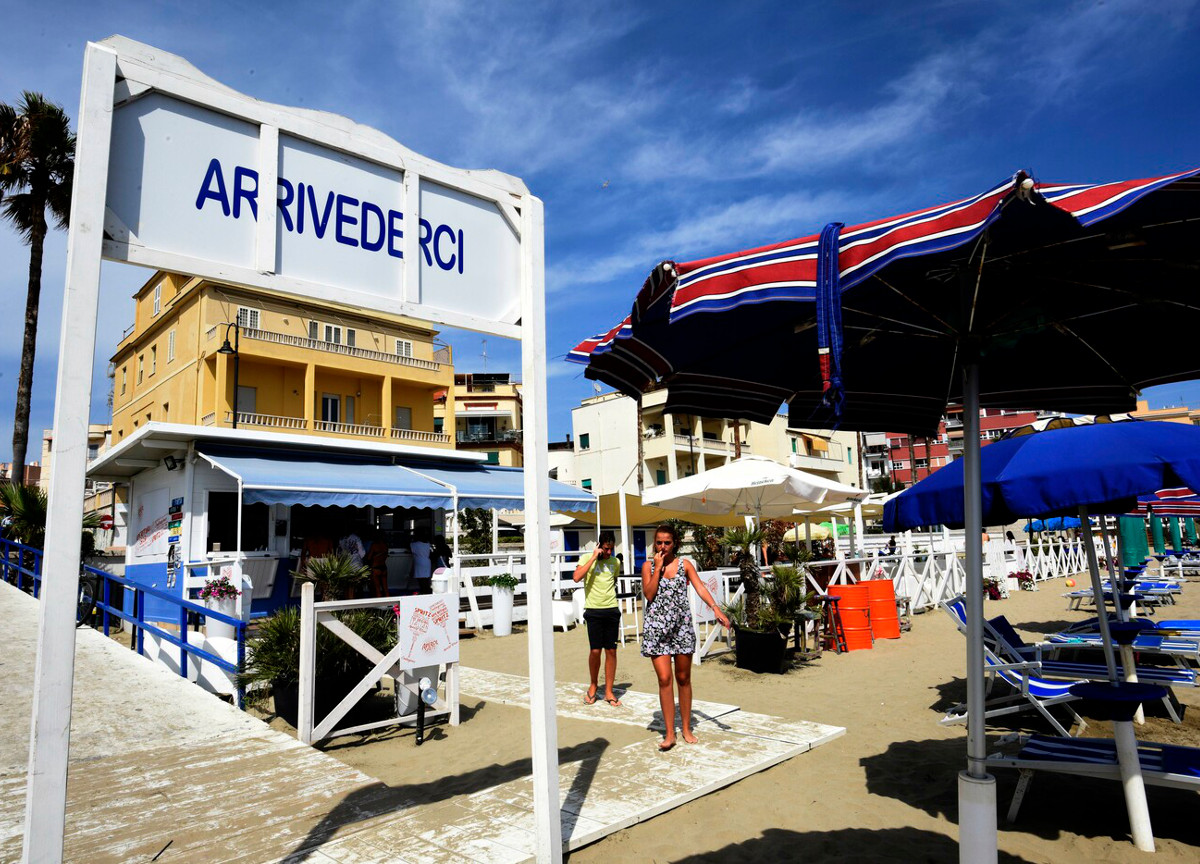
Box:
[198,448,453,509]
[197,446,596,513]
[884,422,1200,532]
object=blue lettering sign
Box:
[190,159,480,272]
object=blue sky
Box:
[2,0,1199,460]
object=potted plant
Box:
[1013,570,1036,591]
[199,572,241,640]
[721,527,792,674]
[238,605,397,728]
[485,572,519,636]
[292,550,370,600]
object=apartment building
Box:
[109,273,455,446]
[570,388,858,497]
[434,372,523,466]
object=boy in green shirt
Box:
[573,531,621,706]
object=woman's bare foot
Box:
[681,730,699,744]
[658,736,676,752]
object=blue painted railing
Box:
[1,537,247,708]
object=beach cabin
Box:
[86,422,595,693]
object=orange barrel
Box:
[866,578,901,639]
[828,584,873,650]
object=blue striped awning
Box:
[196,446,596,513]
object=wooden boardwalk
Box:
[0,582,842,862]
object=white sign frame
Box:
[27,36,559,863]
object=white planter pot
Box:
[1006,577,1021,592]
[204,597,237,640]
[492,586,514,637]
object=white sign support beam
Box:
[22,42,117,863]
[519,195,561,862]
[25,36,564,863]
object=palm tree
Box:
[0,480,99,553]
[720,525,766,623]
[0,92,75,479]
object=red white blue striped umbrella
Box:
[1132,487,1200,516]
[569,167,1200,432]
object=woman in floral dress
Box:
[642,524,730,751]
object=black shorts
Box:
[583,607,620,650]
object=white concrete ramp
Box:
[0,582,842,863]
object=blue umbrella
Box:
[884,422,1200,532]
[1022,516,1082,532]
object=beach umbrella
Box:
[1168,516,1183,551]
[641,454,865,521]
[1119,516,1151,568]
[818,520,850,536]
[1150,515,1166,553]
[568,166,1200,859]
[1188,518,1197,544]
[1130,487,1200,517]
[884,420,1200,851]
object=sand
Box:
[272,576,1200,863]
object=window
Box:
[324,324,342,345]
[308,321,319,340]
[891,461,906,471]
[120,366,127,395]
[486,451,500,465]
[433,417,443,433]
[321,394,340,423]
[915,458,928,469]
[149,345,157,376]
[236,307,260,331]
[396,339,413,358]
[581,478,592,490]
[236,386,257,415]
[656,469,667,485]
[167,330,176,362]
[137,354,144,384]
[394,406,412,429]
[87,444,99,462]
[790,438,797,453]
[152,283,161,315]
[344,395,355,425]
[579,433,590,450]
[346,329,355,348]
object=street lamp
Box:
[217,322,240,429]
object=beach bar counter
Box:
[86,422,595,693]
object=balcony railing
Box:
[226,412,307,430]
[200,412,216,426]
[392,428,451,444]
[457,430,521,444]
[313,420,385,437]
[674,434,730,452]
[207,325,445,372]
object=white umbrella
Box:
[643,454,865,521]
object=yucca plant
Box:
[292,550,369,600]
[720,525,766,624]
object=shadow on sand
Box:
[643,826,1038,864]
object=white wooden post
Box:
[298,582,316,745]
[491,508,500,555]
[618,487,630,575]
[22,43,116,864]
[519,195,561,863]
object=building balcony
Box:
[226,411,307,430]
[392,428,452,444]
[788,452,847,474]
[675,434,729,452]
[456,429,522,445]
[207,325,446,372]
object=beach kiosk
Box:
[85,422,595,693]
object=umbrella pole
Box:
[1080,507,1119,681]
[1100,517,1143,723]
[959,360,998,864]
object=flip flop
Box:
[583,688,598,705]
[605,697,622,707]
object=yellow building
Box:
[110,273,455,446]
[434,372,523,466]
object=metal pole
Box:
[959,359,998,864]
[1079,507,1118,680]
[231,324,240,428]
[23,42,116,864]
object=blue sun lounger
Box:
[988,734,1200,822]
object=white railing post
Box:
[298,582,316,745]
